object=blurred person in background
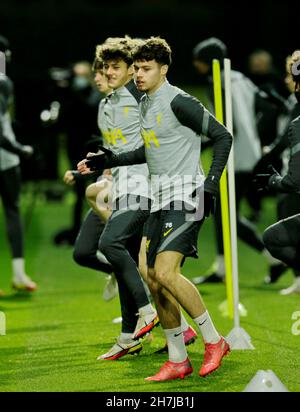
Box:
[246,49,290,221]
[248,49,288,103]
[52,61,101,246]
[0,34,37,294]
[253,51,300,291]
[63,57,117,302]
[191,37,286,285]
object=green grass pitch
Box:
[1,188,300,392]
[1,143,300,392]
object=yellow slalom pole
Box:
[212,59,234,319]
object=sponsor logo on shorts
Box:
[146,239,151,252]
[163,228,173,237]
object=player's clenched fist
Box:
[77,152,96,175]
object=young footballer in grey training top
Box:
[79,37,233,381]
[86,37,159,361]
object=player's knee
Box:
[154,267,173,288]
[98,235,114,257]
[263,225,279,249]
[147,268,160,293]
[147,268,155,280]
[73,247,88,267]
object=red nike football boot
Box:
[199,336,230,377]
[145,358,193,382]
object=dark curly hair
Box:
[96,36,142,67]
[132,37,172,66]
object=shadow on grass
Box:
[7,324,66,335]
[0,292,35,302]
[37,289,104,298]
[242,319,296,340]
[91,356,248,392]
[240,283,285,293]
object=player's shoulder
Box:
[230,70,244,82]
[163,82,194,105]
[291,115,300,125]
[230,70,252,84]
[290,115,300,135]
[167,83,202,111]
[230,69,257,91]
[287,116,300,148]
[162,81,184,101]
[0,74,12,94]
[98,97,106,110]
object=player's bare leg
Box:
[154,251,206,319]
[85,177,112,223]
[145,251,229,381]
[138,236,148,283]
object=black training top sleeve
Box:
[263,127,290,162]
[272,118,300,193]
[71,170,102,182]
[110,144,147,167]
[171,93,232,194]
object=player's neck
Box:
[147,77,166,96]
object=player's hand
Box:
[64,170,76,186]
[77,157,94,175]
[253,173,272,192]
[253,165,280,192]
[21,145,34,159]
[103,168,112,176]
[252,150,273,174]
[85,146,113,171]
[204,191,216,217]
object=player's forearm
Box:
[205,119,232,194]
[266,127,290,160]
[109,145,146,167]
[71,170,100,182]
[269,174,297,193]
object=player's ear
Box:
[161,65,168,76]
